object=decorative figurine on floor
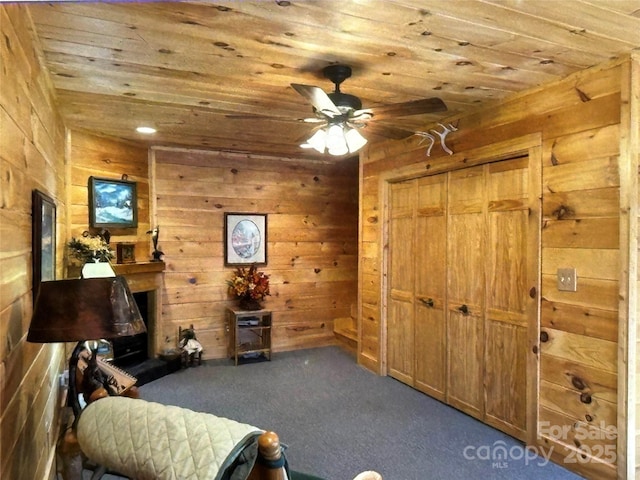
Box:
[147,225,164,261]
[178,324,203,367]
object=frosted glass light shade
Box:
[326,124,348,156]
[301,129,327,153]
[345,128,368,153]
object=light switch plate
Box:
[557,268,577,292]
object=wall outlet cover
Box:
[557,268,577,292]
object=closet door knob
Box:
[458,304,469,315]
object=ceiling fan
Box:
[292,64,447,155]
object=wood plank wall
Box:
[623,53,640,480]
[0,5,67,479]
[358,57,638,479]
[66,130,150,269]
[152,147,358,357]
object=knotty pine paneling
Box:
[24,1,640,159]
[67,130,151,267]
[623,53,640,480]
[0,5,67,479]
[152,147,358,356]
[359,57,637,479]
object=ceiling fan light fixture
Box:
[326,124,348,156]
[301,128,327,153]
[294,63,447,156]
[345,127,368,153]
[328,92,362,111]
[301,123,367,156]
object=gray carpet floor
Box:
[131,346,584,480]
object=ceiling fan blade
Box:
[355,97,447,120]
[349,111,373,123]
[226,113,318,124]
[361,122,416,140]
[302,117,326,123]
[225,113,286,120]
[291,83,341,117]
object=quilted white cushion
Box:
[77,396,262,480]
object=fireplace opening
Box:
[108,287,180,385]
[112,291,149,367]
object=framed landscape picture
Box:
[89,176,138,228]
[224,213,267,266]
[32,190,56,303]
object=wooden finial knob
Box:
[258,431,281,461]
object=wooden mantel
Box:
[111,261,165,292]
[111,261,165,276]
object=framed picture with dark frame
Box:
[89,176,138,228]
[32,189,56,303]
[224,213,267,266]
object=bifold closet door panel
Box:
[446,166,485,419]
[387,181,415,385]
[414,175,447,400]
[483,158,530,440]
[385,156,537,441]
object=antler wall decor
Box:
[415,131,436,156]
[415,122,459,156]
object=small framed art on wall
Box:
[224,213,267,266]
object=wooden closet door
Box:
[414,174,447,400]
[483,158,530,440]
[387,181,415,385]
[446,166,485,419]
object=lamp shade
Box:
[28,276,146,343]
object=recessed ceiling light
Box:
[136,126,156,134]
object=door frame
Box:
[379,133,542,444]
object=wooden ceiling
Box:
[26,0,640,160]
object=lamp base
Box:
[68,341,85,428]
[59,428,83,480]
[81,261,116,278]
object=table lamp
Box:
[27,276,146,422]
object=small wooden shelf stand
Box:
[227,307,272,366]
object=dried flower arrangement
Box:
[227,264,270,310]
[67,231,114,263]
